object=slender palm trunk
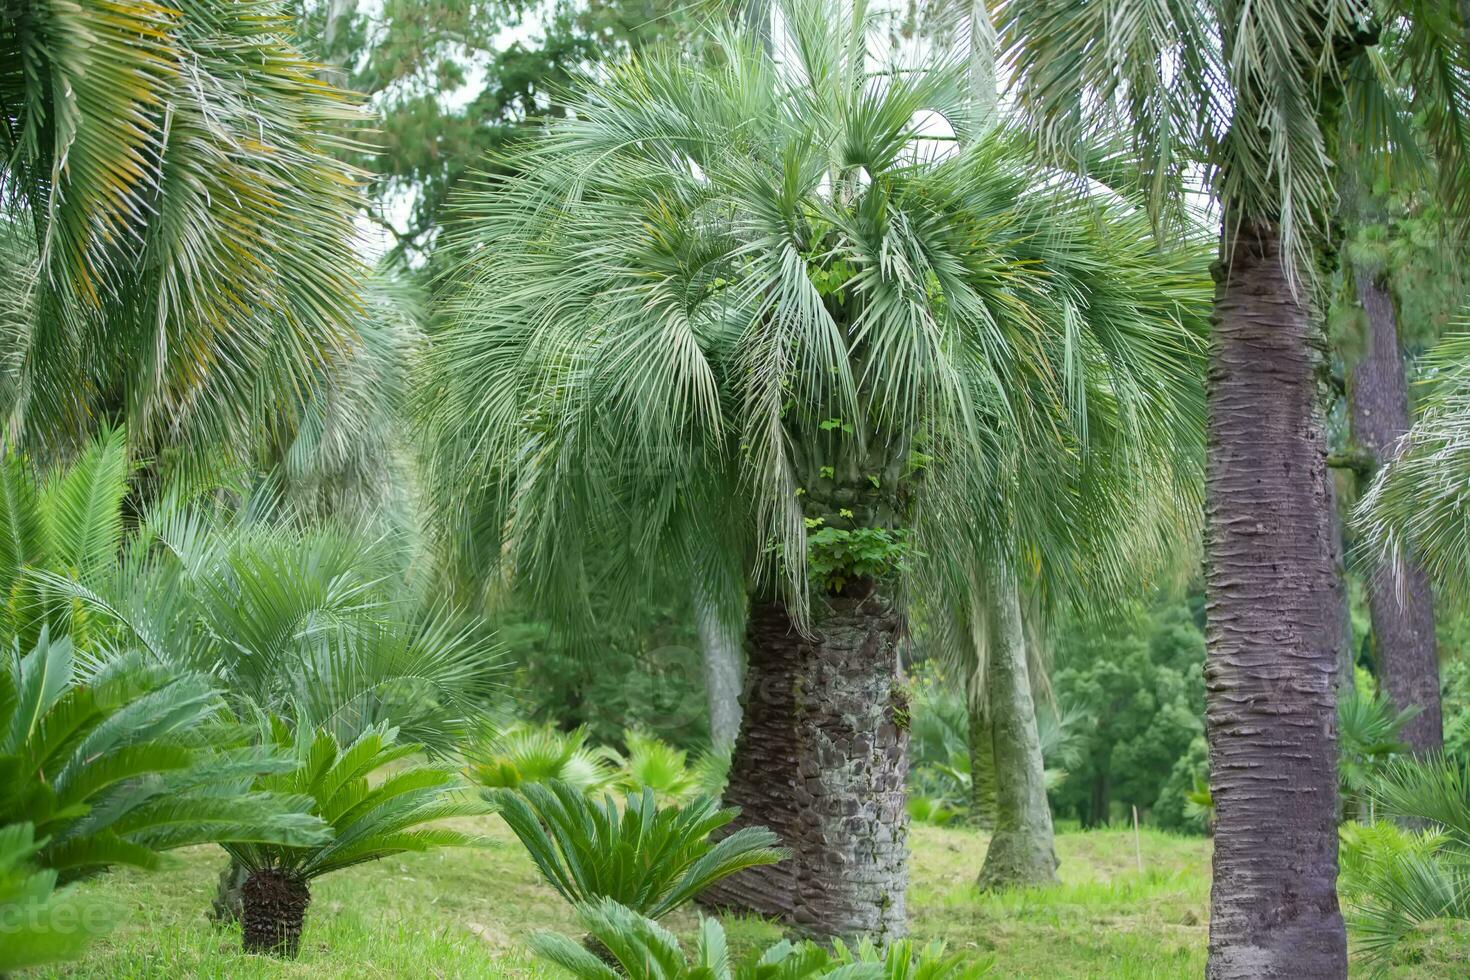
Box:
[1204,220,1346,978]
[967,700,996,828]
[1348,269,1442,752]
[975,563,1058,890]
[693,584,745,749]
[241,869,311,958]
[699,584,908,942]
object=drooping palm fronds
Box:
[0,630,329,881]
[486,780,785,921]
[0,0,366,461]
[1358,325,1470,605]
[996,0,1470,288]
[426,0,1210,637]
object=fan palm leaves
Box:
[426,0,1208,646]
[0,429,502,757]
[0,0,366,460]
[486,780,785,921]
[225,721,490,956]
[1358,325,1470,604]
[0,629,329,881]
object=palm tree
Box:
[998,0,1470,973]
[428,0,1207,940]
[0,0,365,463]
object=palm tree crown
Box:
[428,0,1209,625]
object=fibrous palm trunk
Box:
[699,584,908,942]
[975,564,1058,890]
[1204,220,1347,978]
[694,584,745,750]
[1348,269,1442,752]
[241,869,311,958]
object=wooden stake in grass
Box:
[1131,806,1144,875]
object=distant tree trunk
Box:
[1348,268,1442,752]
[967,700,996,829]
[975,563,1058,891]
[693,584,745,750]
[1204,219,1347,978]
[1325,468,1355,692]
[741,0,771,51]
[1087,771,1110,829]
[699,584,909,943]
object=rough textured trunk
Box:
[1204,220,1347,978]
[699,585,908,943]
[209,856,250,925]
[975,565,1058,890]
[694,585,745,750]
[1325,469,1354,692]
[1348,269,1442,752]
[967,699,996,829]
[241,869,311,958]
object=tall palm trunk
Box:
[975,563,1058,890]
[1204,220,1346,978]
[693,584,745,749]
[1348,268,1442,752]
[699,583,908,942]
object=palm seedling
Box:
[0,823,112,974]
[609,730,700,801]
[468,724,618,795]
[0,630,328,881]
[1337,756,1470,964]
[486,780,785,923]
[529,897,992,980]
[224,722,491,957]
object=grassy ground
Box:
[35,817,1466,978]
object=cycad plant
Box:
[486,780,785,922]
[429,0,1207,937]
[0,630,328,878]
[530,897,992,980]
[0,822,112,973]
[225,722,490,957]
[0,0,364,462]
[468,724,617,794]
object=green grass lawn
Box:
[35,818,1467,978]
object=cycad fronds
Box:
[529,897,992,980]
[487,780,785,921]
[0,630,329,880]
[225,722,489,881]
[0,822,112,972]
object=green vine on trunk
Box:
[806,526,910,594]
